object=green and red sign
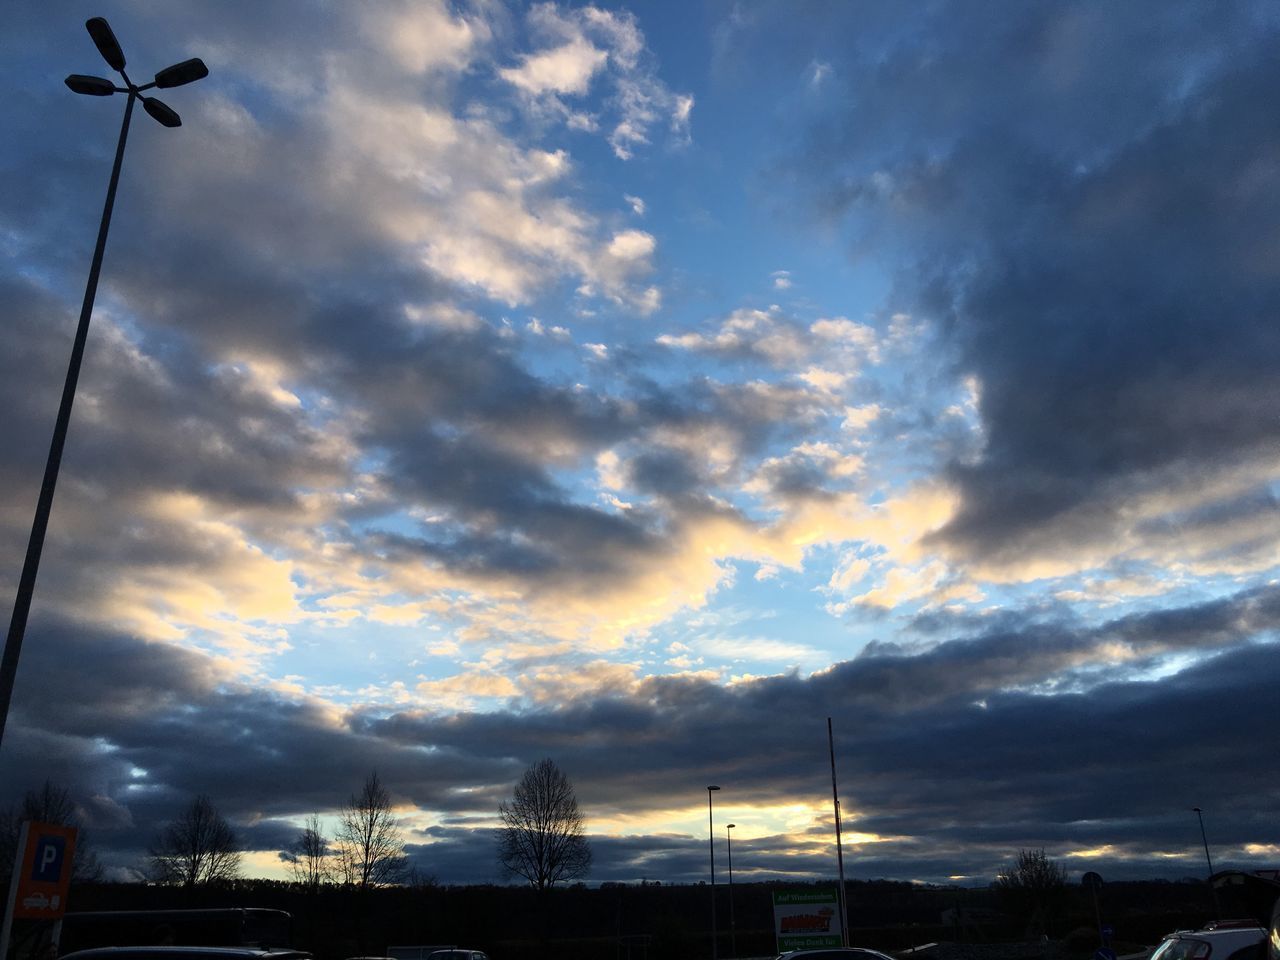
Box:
[772,888,843,951]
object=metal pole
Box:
[727,825,736,958]
[1091,886,1102,946]
[708,786,719,960]
[829,718,849,947]
[1,822,32,960]
[1193,808,1220,920]
[0,90,137,750]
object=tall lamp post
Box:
[0,18,207,748]
[726,823,737,958]
[828,718,850,946]
[1192,807,1220,919]
[708,785,721,960]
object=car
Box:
[425,950,489,960]
[61,908,295,952]
[59,948,312,960]
[1149,920,1268,960]
[774,949,898,960]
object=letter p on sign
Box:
[34,836,66,881]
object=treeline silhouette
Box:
[48,876,1239,960]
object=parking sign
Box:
[9,821,77,919]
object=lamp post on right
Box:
[726,822,737,958]
[708,785,721,960]
[1192,807,1220,919]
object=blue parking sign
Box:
[31,834,67,882]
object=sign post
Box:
[1082,872,1104,947]
[2,821,78,958]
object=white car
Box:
[1149,920,1268,960]
[774,949,897,960]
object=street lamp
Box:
[1192,807,1220,919]
[726,823,737,958]
[708,785,721,960]
[0,17,207,748]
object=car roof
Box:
[1168,925,1265,939]
[1158,927,1266,955]
[67,910,291,919]
[779,951,895,959]
[61,949,311,960]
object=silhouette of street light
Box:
[155,58,208,88]
[65,75,117,96]
[1192,807,1221,919]
[726,823,737,958]
[86,16,126,70]
[0,17,207,748]
[708,785,721,960]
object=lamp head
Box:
[86,17,126,72]
[66,74,116,96]
[707,785,720,791]
[154,58,208,88]
[143,96,182,128]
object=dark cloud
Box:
[771,0,1280,561]
[6,579,1274,883]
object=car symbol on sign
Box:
[22,892,50,910]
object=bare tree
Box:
[0,780,102,882]
[994,848,1067,936]
[334,771,407,889]
[283,813,331,889]
[497,758,591,890]
[149,795,241,887]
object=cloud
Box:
[500,36,609,96]
[0,2,695,675]
[657,308,812,367]
[807,60,832,89]
[500,4,693,161]
[606,230,656,262]
[780,0,1280,585]
[4,595,1276,882]
[361,1,486,75]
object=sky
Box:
[1,0,1278,889]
